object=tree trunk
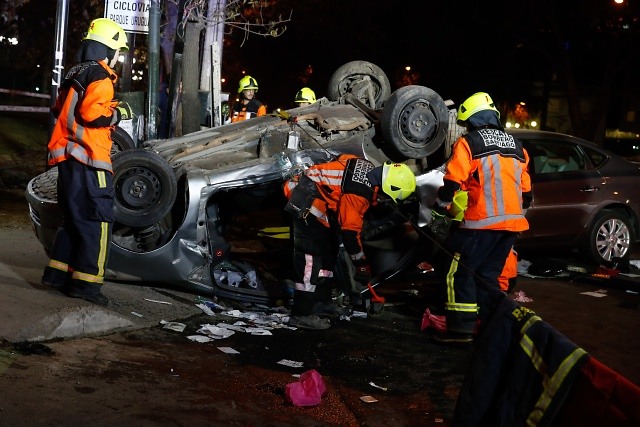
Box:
[181,19,203,135]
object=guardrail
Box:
[0,88,50,113]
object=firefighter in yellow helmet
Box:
[283,156,416,329]
[294,87,316,107]
[231,75,267,122]
[41,18,131,306]
[429,92,532,344]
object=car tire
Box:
[111,126,136,155]
[379,85,448,161]
[112,148,177,228]
[327,61,391,109]
[587,210,633,265]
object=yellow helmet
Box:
[381,162,416,202]
[295,87,316,104]
[238,75,259,93]
[457,92,499,122]
[84,18,129,52]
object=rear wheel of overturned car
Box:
[587,210,633,265]
[111,126,136,155]
[380,85,449,161]
[112,148,177,228]
[327,61,391,109]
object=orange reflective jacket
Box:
[498,248,518,292]
[444,129,531,232]
[284,154,377,257]
[230,99,266,123]
[48,60,118,172]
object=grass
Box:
[0,113,49,187]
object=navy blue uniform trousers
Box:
[441,228,517,334]
[42,158,114,289]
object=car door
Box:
[521,137,605,244]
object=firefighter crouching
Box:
[283,154,417,329]
[40,18,132,306]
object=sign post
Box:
[104,0,151,34]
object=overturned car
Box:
[26,61,457,303]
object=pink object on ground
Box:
[285,369,326,407]
[421,307,447,333]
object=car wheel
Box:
[111,126,136,155]
[587,210,633,264]
[112,148,177,228]
[327,61,391,109]
[380,85,448,161]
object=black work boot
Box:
[63,281,108,306]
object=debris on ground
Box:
[285,369,326,407]
[512,290,533,303]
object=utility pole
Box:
[200,0,226,127]
[147,0,161,140]
[49,0,69,138]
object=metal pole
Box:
[147,0,161,140]
[49,0,69,138]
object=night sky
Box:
[222,1,540,110]
[217,0,639,136]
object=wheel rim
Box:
[595,218,631,261]
[116,166,163,212]
[398,100,437,149]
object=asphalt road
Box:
[0,222,638,425]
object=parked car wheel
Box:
[380,85,448,161]
[587,210,633,265]
[111,126,136,155]
[327,60,391,109]
[112,148,177,228]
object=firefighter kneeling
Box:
[283,155,416,330]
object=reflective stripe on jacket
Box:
[48,60,118,172]
[230,99,266,122]
[444,128,531,231]
[454,295,588,426]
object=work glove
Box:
[429,204,452,244]
[116,101,134,122]
[352,257,371,285]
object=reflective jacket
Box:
[284,154,378,259]
[230,99,266,122]
[48,60,119,172]
[440,128,531,231]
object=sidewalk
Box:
[0,227,203,342]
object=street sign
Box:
[104,0,151,34]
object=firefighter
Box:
[294,87,316,107]
[430,92,532,344]
[283,155,416,329]
[230,75,267,122]
[40,18,131,306]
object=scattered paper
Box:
[130,311,144,317]
[351,311,368,318]
[580,291,608,298]
[187,335,214,343]
[278,359,304,368]
[246,327,272,336]
[360,395,378,403]
[217,347,240,354]
[161,321,186,332]
[197,324,235,339]
[369,381,387,391]
[145,298,172,305]
[196,303,215,316]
